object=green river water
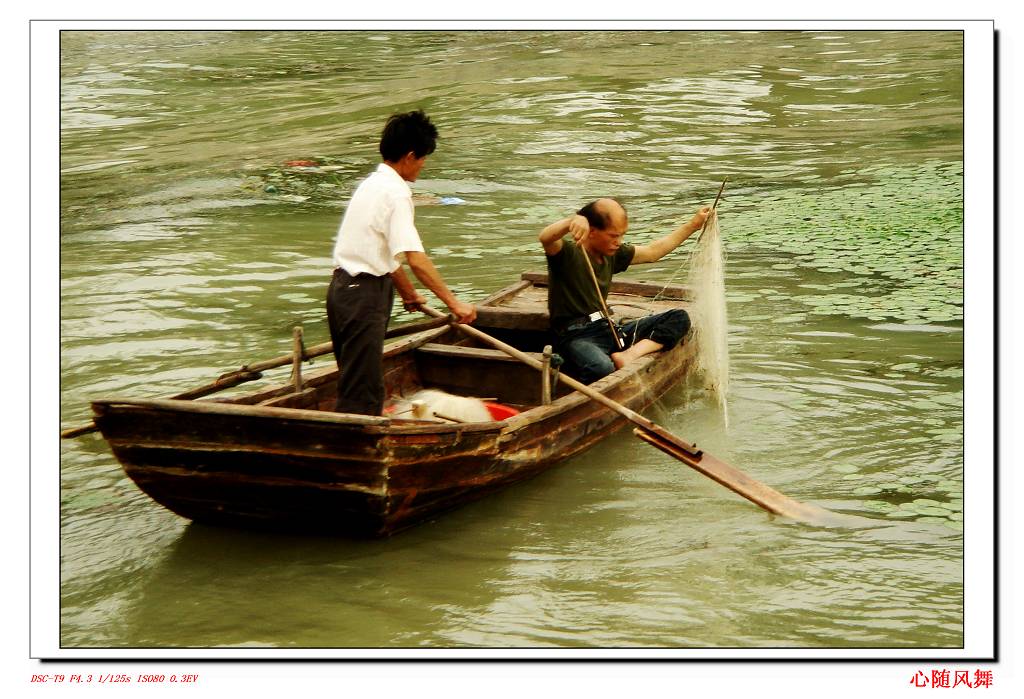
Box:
[58,30,966,650]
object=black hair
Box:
[576,198,627,231]
[379,110,438,162]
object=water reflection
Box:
[118,521,519,648]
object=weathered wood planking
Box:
[91,274,698,536]
[521,271,693,300]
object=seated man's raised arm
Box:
[539,214,591,256]
[631,206,710,264]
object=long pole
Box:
[578,241,624,350]
[60,314,450,439]
[696,176,729,241]
[420,306,853,526]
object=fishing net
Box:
[686,209,730,424]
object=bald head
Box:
[577,198,628,233]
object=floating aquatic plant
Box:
[727,160,963,323]
[851,474,964,527]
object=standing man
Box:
[327,110,476,415]
[539,197,709,384]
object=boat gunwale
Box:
[90,272,690,438]
[91,396,510,434]
[92,343,669,437]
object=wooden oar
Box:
[421,305,857,527]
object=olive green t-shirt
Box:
[546,238,635,331]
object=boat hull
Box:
[90,273,697,536]
[96,342,692,536]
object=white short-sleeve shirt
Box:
[332,164,425,276]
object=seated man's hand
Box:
[690,206,711,230]
[568,214,590,244]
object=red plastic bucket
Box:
[484,402,520,420]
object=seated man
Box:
[538,197,709,383]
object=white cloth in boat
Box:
[332,163,425,276]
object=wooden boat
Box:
[89,272,696,537]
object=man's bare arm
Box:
[539,214,590,256]
[403,251,476,323]
[631,206,710,264]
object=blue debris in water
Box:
[438,196,465,205]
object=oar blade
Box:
[632,427,865,527]
[421,305,865,527]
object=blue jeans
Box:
[557,309,690,384]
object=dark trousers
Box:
[325,268,394,415]
[557,309,690,384]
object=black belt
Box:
[558,310,614,335]
[334,268,387,280]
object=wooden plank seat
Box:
[414,342,547,363]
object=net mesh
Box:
[686,209,730,424]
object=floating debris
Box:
[245,157,468,208]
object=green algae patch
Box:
[886,509,917,519]
[852,472,963,524]
[728,160,963,324]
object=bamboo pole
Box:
[170,369,265,402]
[579,241,624,350]
[695,177,728,242]
[60,314,451,439]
